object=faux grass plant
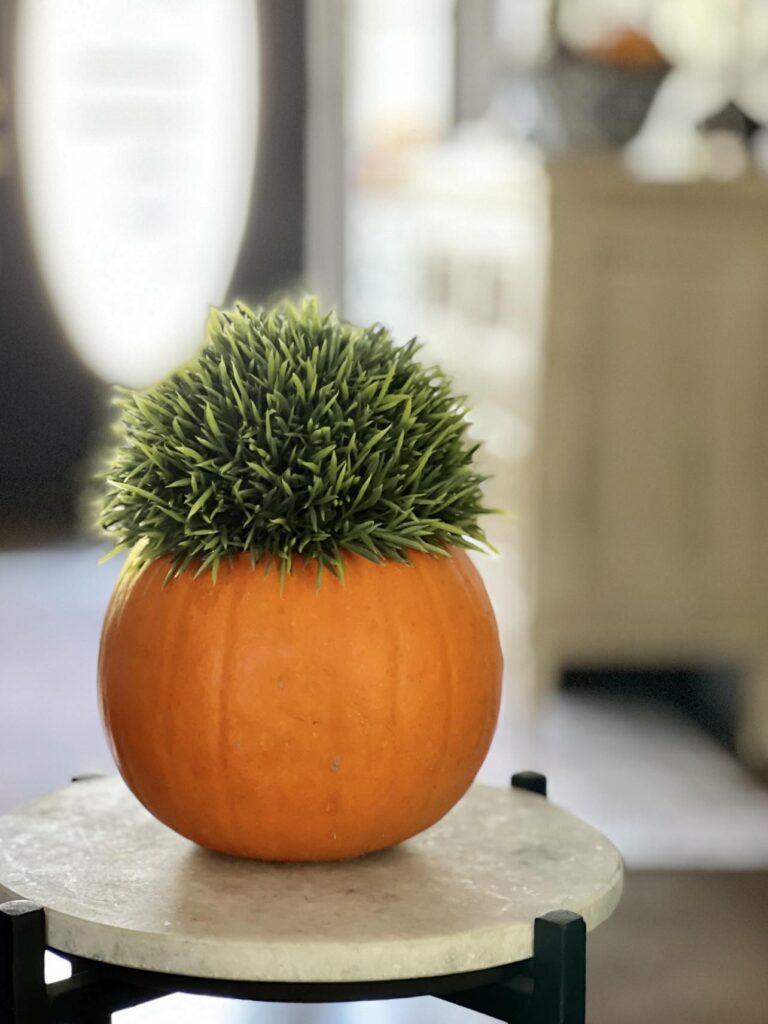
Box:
[99,299,492,582]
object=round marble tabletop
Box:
[0,777,623,984]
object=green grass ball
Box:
[99,299,492,582]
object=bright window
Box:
[15,0,259,386]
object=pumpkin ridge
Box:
[215,569,240,850]
[162,567,192,827]
[458,552,504,759]
[382,556,403,842]
[414,551,455,808]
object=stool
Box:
[0,772,623,1023]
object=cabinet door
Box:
[537,160,768,656]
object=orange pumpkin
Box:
[98,547,502,861]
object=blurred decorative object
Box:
[533,153,768,774]
[618,0,768,179]
[512,0,666,150]
[584,28,663,70]
[538,47,666,151]
[97,301,502,861]
[550,0,768,173]
[14,0,259,386]
[557,0,662,69]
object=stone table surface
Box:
[0,777,623,984]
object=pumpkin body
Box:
[98,548,502,861]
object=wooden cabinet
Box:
[532,154,768,769]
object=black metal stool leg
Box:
[511,772,548,798]
[438,910,586,1024]
[0,901,48,1024]
[532,910,586,1024]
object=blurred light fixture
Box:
[14,0,259,387]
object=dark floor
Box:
[587,870,768,1024]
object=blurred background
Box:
[2,1,768,1021]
